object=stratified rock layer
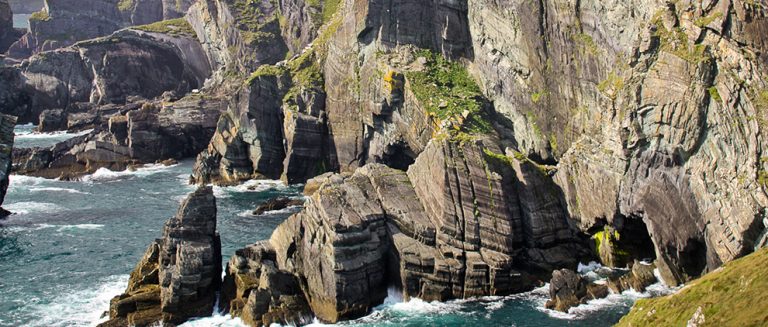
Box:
[99,187,221,327]
[222,138,590,324]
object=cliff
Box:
[0,0,22,52]
[6,0,195,59]
[7,0,43,14]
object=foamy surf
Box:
[4,201,66,215]
[81,163,180,182]
[29,187,90,194]
[213,179,288,198]
[26,275,128,327]
[15,128,93,149]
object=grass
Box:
[653,14,712,64]
[29,10,50,22]
[708,86,722,103]
[133,18,196,37]
[617,248,768,327]
[118,0,134,11]
[405,49,491,136]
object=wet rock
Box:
[252,197,304,216]
[99,187,221,327]
[38,109,67,132]
[607,260,657,294]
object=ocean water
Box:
[14,124,93,149]
[0,126,672,327]
[13,14,30,29]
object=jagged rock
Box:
[99,187,221,327]
[222,137,591,324]
[3,24,211,124]
[252,197,303,216]
[13,97,222,179]
[38,109,67,132]
[545,269,588,312]
[7,0,193,59]
[607,260,657,294]
[220,242,312,327]
[0,113,15,217]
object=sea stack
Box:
[99,186,221,327]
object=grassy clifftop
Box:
[617,248,768,327]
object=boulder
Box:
[252,197,304,216]
[38,109,67,132]
[99,186,221,327]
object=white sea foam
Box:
[81,163,179,182]
[5,201,65,215]
[212,180,288,198]
[15,129,92,139]
[179,314,248,327]
[29,187,90,194]
[9,174,54,188]
[27,275,128,327]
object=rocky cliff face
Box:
[2,23,211,124]
[0,0,22,53]
[8,0,43,14]
[178,0,768,322]
[99,187,221,327]
[6,0,194,59]
[0,113,15,217]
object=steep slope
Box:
[617,247,768,327]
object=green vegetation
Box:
[134,18,195,37]
[708,86,722,103]
[573,33,599,56]
[405,50,490,136]
[307,0,341,25]
[118,0,134,11]
[29,10,50,22]
[653,14,711,64]
[598,71,625,100]
[617,248,768,327]
[694,12,723,28]
[531,90,548,104]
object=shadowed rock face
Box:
[0,0,22,52]
[8,0,44,14]
[99,187,221,327]
[0,113,15,217]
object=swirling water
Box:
[0,125,668,327]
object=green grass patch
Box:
[653,16,711,64]
[118,0,134,12]
[708,86,722,103]
[29,10,50,22]
[617,248,768,327]
[133,18,195,37]
[405,50,490,136]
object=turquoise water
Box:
[14,124,92,149]
[0,125,667,327]
[13,14,30,29]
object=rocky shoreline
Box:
[0,0,766,326]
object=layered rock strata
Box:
[2,24,211,124]
[220,137,592,324]
[99,187,222,327]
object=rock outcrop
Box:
[0,0,22,53]
[252,197,303,216]
[99,187,221,327]
[219,137,591,324]
[545,261,657,313]
[0,113,15,217]
[12,97,223,179]
[2,22,211,124]
[8,0,43,14]
[6,0,195,59]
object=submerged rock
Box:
[252,197,304,216]
[99,187,221,327]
